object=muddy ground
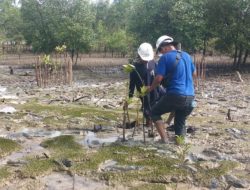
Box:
[0,63,249,190]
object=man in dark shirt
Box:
[129,43,159,128]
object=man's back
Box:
[157,50,195,96]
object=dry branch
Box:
[236,71,244,82]
[73,95,90,102]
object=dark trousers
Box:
[151,95,194,136]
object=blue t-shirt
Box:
[157,50,195,96]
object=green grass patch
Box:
[17,101,123,127]
[38,137,189,185]
[195,161,238,187]
[20,136,85,178]
[0,138,21,158]
[27,138,188,186]
[41,135,82,152]
[72,144,186,184]
[41,135,85,159]
[129,183,166,190]
[20,159,57,178]
[0,167,10,182]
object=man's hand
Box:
[149,75,163,92]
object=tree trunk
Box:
[233,44,238,69]
[71,49,75,65]
[236,45,243,70]
[243,49,249,65]
[202,38,207,56]
[68,56,73,85]
[104,46,107,58]
[74,51,79,65]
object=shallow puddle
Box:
[81,131,119,147]
[0,106,16,113]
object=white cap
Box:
[156,35,175,53]
[137,43,154,61]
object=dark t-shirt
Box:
[129,60,155,97]
[129,60,160,108]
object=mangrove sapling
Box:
[34,45,72,87]
[35,54,54,87]
[132,93,142,137]
[122,97,131,141]
[35,56,41,87]
[175,135,191,165]
[121,79,131,141]
[122,64,149,143]
[122,64,136,141]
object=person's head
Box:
[137,42,154,63]
[156,35,178,55]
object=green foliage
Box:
[140,86,148,97]
[123,64,135,73]
[0,0,23,42]
[126,97,133,105]
[55,45,67,54]
[127,0,249,59]
[21,0,95,54]
[106,29,134,56]
[98,0,132,31]
[169,0,209,52]
[42,54,52,65]
[175,135,185,146]
[93,0,135,56]
[204,0,250,66]
[1,0,248,63]
[128,0,176,46]
[205,0,250,50]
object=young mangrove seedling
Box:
[122,63,149,143]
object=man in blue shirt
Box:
[148,35,196,143]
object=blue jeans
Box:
[151,95,194,136]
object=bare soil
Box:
[0,58,249,190]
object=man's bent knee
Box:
[151,114,162,122]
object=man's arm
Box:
[149,75,164,92]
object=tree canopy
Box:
[0,0,249,66]
[0,0,23,42]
